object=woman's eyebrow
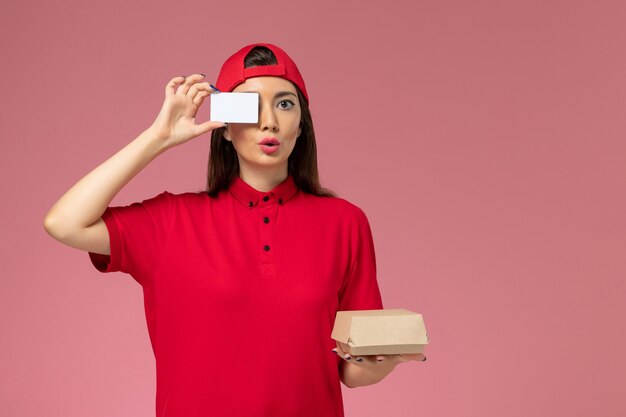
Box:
[274,91,297,99]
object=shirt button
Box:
[248,201,254,207]
[263,196,269,202]
[264,217,270,224]
[264,245,270,251]
[278,198,283,204]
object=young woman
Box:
[44,42,425,417]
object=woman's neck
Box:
[238,165,289,192]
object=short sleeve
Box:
[337,205,384,312]
[87,191,174,285]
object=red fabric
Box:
[88,174,384,417]
[215,42,310,104]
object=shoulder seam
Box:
[147,191,175,284]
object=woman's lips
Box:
[260,143,280,154]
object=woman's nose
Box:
[259,106,278,131]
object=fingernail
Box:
[377,357,383,362]
[344,354,351,360]
[209,84,221,92]
[421,356,427,362]
[200,73,206,77]
[356,357,363,362]
[331,348,337,353]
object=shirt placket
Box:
[258,193,280,279]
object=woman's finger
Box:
[371,353,427,363]
[176,73,205,97]
[189,82,215,102]
[332,350,427,365]
[397,353,427,362]
[192,90,211,108]
[193,120,228,136]
[331,345,352,361]
[165,76,186,97]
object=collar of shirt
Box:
[228,174,299,208]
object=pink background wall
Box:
[2,0,625,416]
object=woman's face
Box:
[223,76,302,175]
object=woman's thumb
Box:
[197,121,228,135]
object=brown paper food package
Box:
[331,308,429,356]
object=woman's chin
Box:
[241,157,288,170]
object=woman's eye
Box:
[278,100,295,109]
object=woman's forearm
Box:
[44,128,166,237]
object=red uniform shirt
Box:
[88,174,384,417]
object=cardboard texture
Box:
[331,309,429,356]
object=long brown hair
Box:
[205,46,336,198]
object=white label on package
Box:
[210,92,259,123]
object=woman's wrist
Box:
[139,126,171,156]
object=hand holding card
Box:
[210,92,259,123]
[148,74,228,151]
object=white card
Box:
[210,92,259,123]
